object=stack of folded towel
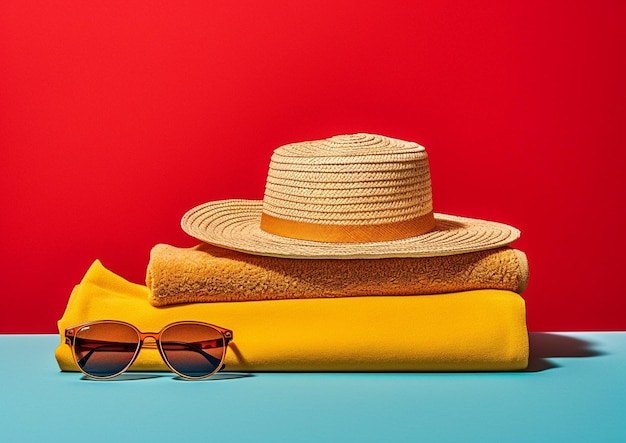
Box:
[56,133,530,372]
[146,243,528,305]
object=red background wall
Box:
[1,1,624,333]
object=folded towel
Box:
[146,243,529,306]
[56,260,529,372]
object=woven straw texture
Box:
[264,133,432,224]
[182,200,519,259]
[181,133,520,258]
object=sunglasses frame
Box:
[65,320,233,380]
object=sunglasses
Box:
[64,320,233,380]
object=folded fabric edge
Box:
[514,250,529,293]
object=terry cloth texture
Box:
[57,260,529,372]
[146,243,529,306]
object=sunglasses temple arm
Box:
[166,339,231,367]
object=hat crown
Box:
[261,133,433,234]
[272,133,425,159]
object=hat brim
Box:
[181,199,520,259]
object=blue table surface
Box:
[1,332,625,443]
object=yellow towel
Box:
[146,243,529,306]
[56,260,529,372]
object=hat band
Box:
[259,211,436,243]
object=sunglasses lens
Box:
[73,322,140,378]
[160,323,227,378]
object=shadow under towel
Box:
[146,243,528,306]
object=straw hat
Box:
[181,133,520,258]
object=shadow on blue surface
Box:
[79,372,255,382]
[174,372,255,381]
[525,332,604,372]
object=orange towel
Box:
[146,243,529,306]
[56,260,529,372]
